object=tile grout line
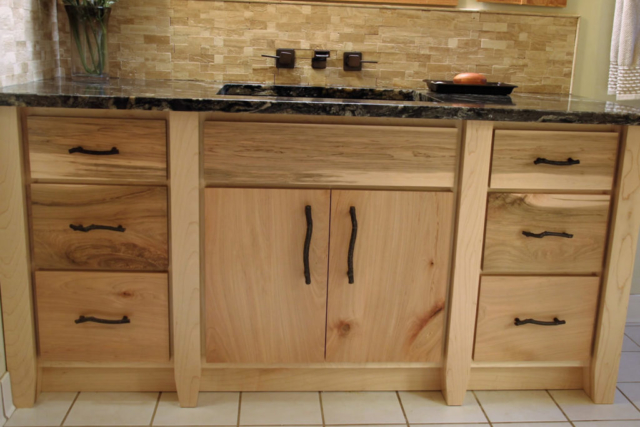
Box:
[546,389,574,425]
[236,391,243,427]
[394,391,410,427]
[618,384,640,413]
[471,390,493,426]
[149,392,162,427]
[59,391,80,427]
[318,391,326,427]
[626,329,640,347]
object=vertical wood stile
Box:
[0,107,38,407]
[587,126,640,403]
[443,121,494,405]
[169,112,201,407]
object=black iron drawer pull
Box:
[75,315,130,325]
[303,205,313,285]
[348,206,358,284]
[534,157,580,166]
[522,231,573,239]
[514,317,566,327]
[69,146,119,156]
[69,224,126,233]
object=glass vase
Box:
[65,5,111,82]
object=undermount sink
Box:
[217,84,431,102]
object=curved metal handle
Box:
[522,231,573,239]
[303,205,313,285]
[348,206,358,284]
[75,315,130,325]
[534,157,580,166]
[514,317,566,326]
[70,224,126,233]
[69,146,119,156]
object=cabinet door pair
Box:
[205,188,454,363]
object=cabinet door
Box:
[205,188,330,363]
[326,190,454,362]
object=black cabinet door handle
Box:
[348,206,358,284]
[75,315,130,325]
[522,231,573,239]
[514,317,566,326]
[69,146,119,156]
[534,157,580,166]
[303,205,313,285]
[69,224,126,233]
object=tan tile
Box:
[64,392,159,426]
[240,392,322,426]
[550,389,640,421]
[474,391,566,423]
[400,391,487,424]
[153,392,239,426]
[6,393,77,427]
[322,392,405,425]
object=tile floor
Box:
[6,325,640,427]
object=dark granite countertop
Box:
[2,78,640,125]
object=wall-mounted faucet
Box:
[262,49,296,69]
[312,50,330,69]
[343,52,378,72]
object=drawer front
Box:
[474,276,599,362]
[204,121,458,188]
[483,193,610,274]
[491,130,619,191]
[27,116,167,183]
[31,184,169,271]
[36,271,170,362]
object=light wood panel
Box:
[35,271,170,362]
[588,126,640,403]
[203,122,458,188]
[443,121,494,406]
[168,111,202,407]
[41,367,176,392]
[0,107,37,407]
[31,184,169,271]
[474,276,599,362]
[483,193,610,275]
[469,366,582,390]
[205,188,330,363]
[27,116,167,183]
[491,130,619,191]
[478,0,566,5]
[326,190,453,363]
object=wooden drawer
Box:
[490,130,619,191]
[203,121,458,188]
[31,184,169,271]
[27,116,167,183]
[474,276,599,362]
[483,193,610,274]
[36,271,170,362]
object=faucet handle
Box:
[343,52,377,71]
[261,49,296,69]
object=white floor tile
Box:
[619,383,640,408]
[6,392,77,427]
[574,422,640,426]
[492,424,572,427]
[550,389,640,421]
[322,391,406,425]
[239,392,322,425]
[153,392,239,426]
[409,424,490,427]
[63,392,159,426]
[399,391,487,424]
[628,326,640,345]
[625,335,640,351]
[474,390,566,423]
[619,352,640,383]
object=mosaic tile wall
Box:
[0,0,58,87]
[52,0,577,93]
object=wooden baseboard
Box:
[39,365,583,392]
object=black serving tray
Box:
[426,80,517,96]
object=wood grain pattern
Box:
[0,107,37,408]
[469,366,582,390]
[203,122,458,188]
[168,111,202,408]
[41,367,176,392]
[474,276,600,362]
[443,121,494,406]
[326,190,453,363]
[483,193,610,275]
[31,184,169,271]
[35,271,170,362]
[27,116,167,183]
[205,188,330,363]
[326,0,457,5]
[588,126,640,403]
[491,130,619,191]
[478,0,566,6]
